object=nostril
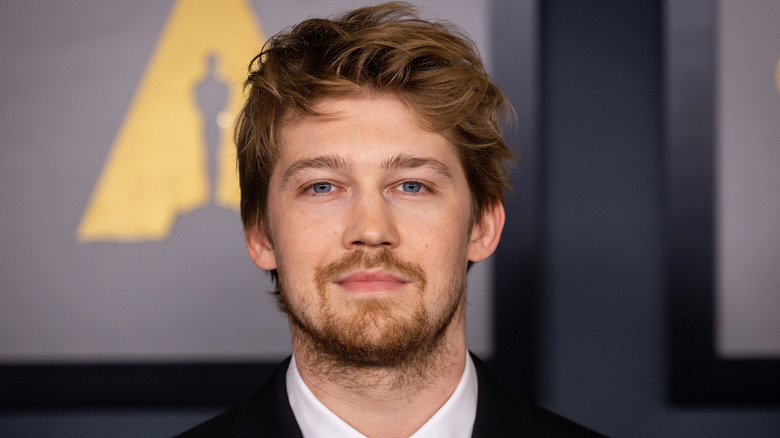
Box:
[342,202,400,249]
[349,239,392,249]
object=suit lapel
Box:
[471,353,536,437]
[231,357,303,438]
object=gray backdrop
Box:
[0,0,494,364]
[716,0,780,358]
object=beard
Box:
[280,248,466,370]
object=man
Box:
[177,3,603,437]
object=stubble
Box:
[281,248,466,390]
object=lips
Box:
[334,270,411,294]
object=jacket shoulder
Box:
[173,408,237,438]
[171,357,302,438]
[521,403,606,437]
[470,353,606,437]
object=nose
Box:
[342,191,400,249]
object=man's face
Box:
[246,93,503,366]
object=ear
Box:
[467,202,505,263]
[245,225,277,270]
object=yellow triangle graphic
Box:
[77,0,265,242]
[776,57,780,96]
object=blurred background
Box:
[1,0,779,436]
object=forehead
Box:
[275,93,459,168]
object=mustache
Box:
[314,248,426,290]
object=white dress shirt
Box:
[286,353,478,438]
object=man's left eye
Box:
[399,181,423,193]
[311,182,333,193]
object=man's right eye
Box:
[311,182,333,194]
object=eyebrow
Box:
[382,154,454,181]
[281,154,350,186]
[280,153,454,186]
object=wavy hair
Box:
[236,2,514,233]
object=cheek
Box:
[405,227,471,282]
[271,208,342,273]
[274,200,336,241]
[403,205,471,249]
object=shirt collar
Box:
[286,353,478,438]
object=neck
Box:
[291,309,467,438]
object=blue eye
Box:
[311,182,333,193]
[401,181,422,193]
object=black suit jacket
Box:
[175,354,604,437]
